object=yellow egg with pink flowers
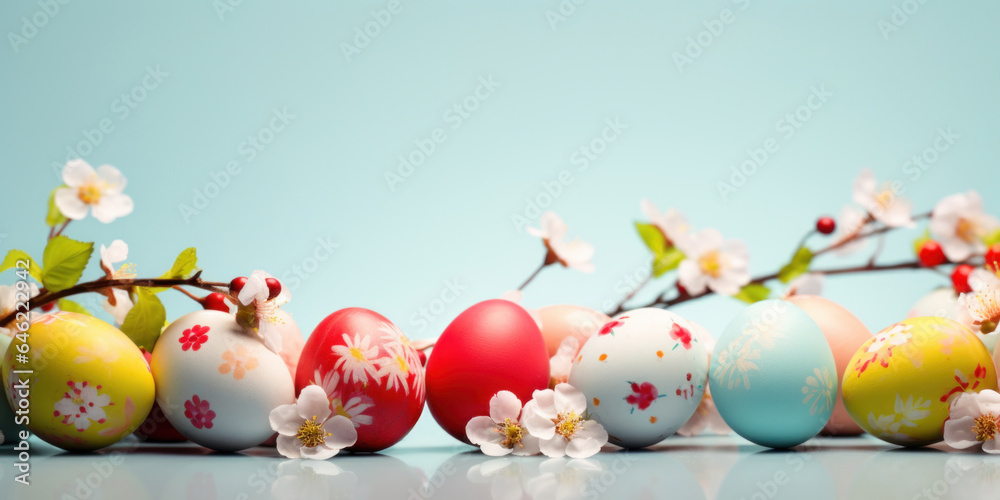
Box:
[1,312,155,451]
[842,316,997,447]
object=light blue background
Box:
[2,1,998,451]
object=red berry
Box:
[986,243,1000,273]
[40,302,55,312]
[676,282,688,296]
[229,277,248,296]
[816,216,836,235]
[918,240,947,267]
[952,264,975,294]
[417,350,427,367]
[265,278,282,301]
[201,293,231,313]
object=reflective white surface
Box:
[2,435,997,499]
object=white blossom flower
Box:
[944,390,1000,453]
[0,283,39,337]
[54,381,111,431]
[237,270,290,353]
[526,212,595,273]
[269,385,357,460]
[782,273,824,298]
[331,333,380,385]
[523,383,608,458]
[677,228,750,296]
[957,285,1000,335]
[640,199,691,249]
[931,191,1000,262]
[54,160,134,223]
[375,343,412,395]
[466,391,540,456]
[832,205,870,255]
[851,168,914,228]
[99,240,135,325]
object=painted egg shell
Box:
[568,308,709,448]
[274,310,305,378]
[296,308,425,452]
[786,295,871,436]
[842,316,997,447]
[0,312,154,451]
[426,299,549,444]
[709,300,836,449]
[536,305,610,357]
[906,288,998,352]
[151,310,294,451]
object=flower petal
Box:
[275,434,302,459]
[511,434,541,456]
[322,415,358,449]
[297,385,333,422]
[270,404,306,436]
[91,192,134,223]
[539,436,568,458]
[467,416,501,446]
[943,416,978,449]
[54,187,89,220]
[480,442,514,457]
[101,240,129,268]
[96,165,127,193]
[523,401,556,440]
[491,391,523,422]
[62,159,96,187]
[554,383,586,414]
[301,444,338,460]
[565,437,603,459]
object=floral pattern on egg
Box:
[843,316,999,447]
[568,308,710,449]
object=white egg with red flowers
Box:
[568,308,710,449]
[150,310,295,452]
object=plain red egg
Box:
[425,299,550,444]
[296,308,425,452]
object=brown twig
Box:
[0,271,228,328]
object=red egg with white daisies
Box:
[296,308,425,452]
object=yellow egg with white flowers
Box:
[842,316,997,447]
[1,312,155,451]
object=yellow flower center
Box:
[395,355,409,374]
[114,263,138,280]
[956,218,979,243]
[875,187,895,210]
[698,251,723,278]
[553,411,583,439]
[296,416,330,448]
[71,396,84,406]
[497,418,524,449]
[77,183,103,205]
[974,413,999,442]
[349,347,366,362]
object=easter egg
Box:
[536,305,610,357]
[907,288,959,320]
[568,308,709,448]
[0,333,25,445]
[151,310,295,451]
[425,299,549,444]
[842,316,997,447]
[786,295,871,436]
[296,308,425,452]
[0,312,154,451]
[709,300,836,448]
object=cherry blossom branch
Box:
[0,271,228,328]
[518,257,554,291]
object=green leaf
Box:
[912,229,931,255]
[635,223,666,255]
[119,289,166,351]
[984,229,1000,246]
[652,247,685,277]
[778,247,814,284]
[734,283,771,304]
[148,248,199,293]
[0,250,44,282]
[45,186,68,227]
[41,236,94,292]
[57,299,92,316]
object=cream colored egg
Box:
[150,310,294,452]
